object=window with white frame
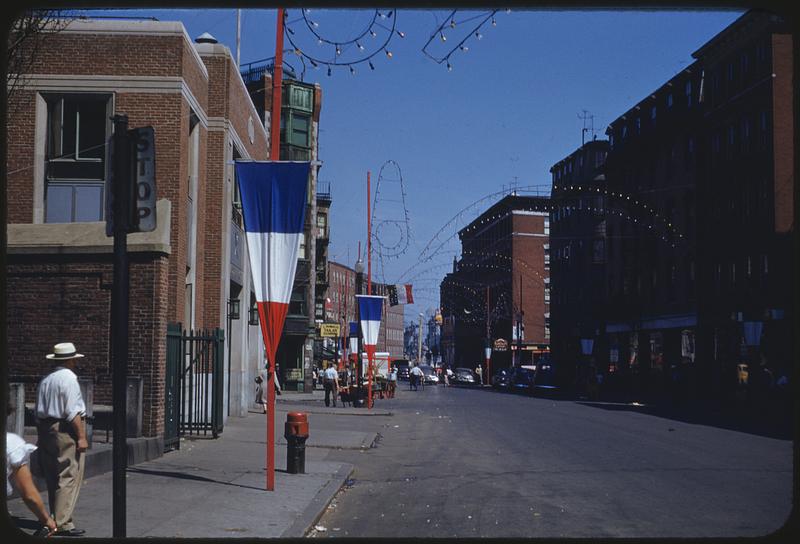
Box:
[44,93,112,223]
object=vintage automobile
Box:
[452,367,476,385]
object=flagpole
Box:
[367,171,372,295]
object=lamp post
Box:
[354,257,365,407]
[418,313,424,364]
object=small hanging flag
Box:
[387,284,414,306]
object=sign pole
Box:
[110,114,132,538]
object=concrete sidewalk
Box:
[6,406,367,538]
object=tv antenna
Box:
[578,109,596,146]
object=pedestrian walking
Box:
[387,367,398,398]
[323,365,339,407]
[35,342,88,537]
[410,365,423,391]
[7,402,58,537]
[254,369,267,413]
[475,364,483,386]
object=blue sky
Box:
[84,7,744,320]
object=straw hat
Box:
[46,342,85,360]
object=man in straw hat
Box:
[35,342,88,536]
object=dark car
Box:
[492,368,513,390]
[395,362,410,380]
[533,360,558,392]
[452,367,476,385]
[510,366,537,393]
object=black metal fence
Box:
[164,324,225,451]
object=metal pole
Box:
[266,6,285,492]
[367,171,372,295]
[418,313,423,364]
[111,114,131,538]
[270,8,285,161]
[486,286,491,381]
[236,9,241,67]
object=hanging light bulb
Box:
[506,8,511,14]
[387,10,393,18]
[385,48,392,58]
[475,31,483,40]
[369,60,375,70]
[318,38,323,45]
[447,61,452,71]
[286,26,294,35]
[357,41,364,50]
[450,19,456,28]
[440,32,447,42]
[460,45,468,52]
[327,66,332,76]
[370,29,377,38]
[310,59,318,69]
[350,65,356,75]
[492,17,497,26]
[396,30,405,38]
[294,48,302,56]
[336,45,341,55]
[312,20,319,27]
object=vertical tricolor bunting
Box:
[349,322,359,361]
[235,160,309,491]
[357,295,384,409]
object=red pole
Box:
[265,7,284,492]
[367,347,374,409]
[270,8,285,161]
[367,171,372,295]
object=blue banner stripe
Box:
[349,322,359,336]
[235,162,310,233]
[357,296,384,322]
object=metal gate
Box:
[165,323,225,450]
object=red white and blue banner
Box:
[356,295,384,409]
[235,161,309,364]
[357,295,384,348]
[235,160,309,491]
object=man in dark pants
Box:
[35,342,88,537]
[323,365,339,407]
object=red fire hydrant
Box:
[284,412,309,474]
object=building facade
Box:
[549,139,609,387]
[242,64,323,393]
[440,194,551,372]
[5,19,270,438]
[593,9,793,401]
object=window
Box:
[543,218,550,236]
[44,94,111,223]
[289,289,306,316]
[298,233,307,260]
[712,132,721,154]
[759,111,769,149]
[592,239,605,264]
[289,112,310,147]
[650,105,657,124]
[635,117,641,134]
[666,93,673,108]
[621,125,628,139]
[317,213,327,229]
[685,80,692,107]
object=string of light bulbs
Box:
[421,9,506,71]
[283,8,404,76]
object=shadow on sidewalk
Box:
[126,466,290,491]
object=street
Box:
[311,384,792,538]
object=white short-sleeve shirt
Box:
[6,432,36,496]
[35,367,86,422]
[324,367,338,380]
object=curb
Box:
[280,462,355,538]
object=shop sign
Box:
[319,323,341,337]
[493,338,508,351]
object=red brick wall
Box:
[512,214,549,344]
[772,33,794,233]
[7,252,169,437]
[6,90,36,222]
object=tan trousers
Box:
[37,420,85,530]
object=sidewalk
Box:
[6,405,367,538]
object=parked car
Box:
[533,360,558,392]
[453,367,476,385]
[510,365,537,393]
[419,364,439,384]
[492,368,513,390]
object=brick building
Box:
[326,261,405,365]
[593,9,793,400]
[5,18,274,440]
[549,139,609,387]
[440,194,551,373]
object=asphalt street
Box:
[310,383,793,538]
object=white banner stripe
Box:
[246,231,302,304]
